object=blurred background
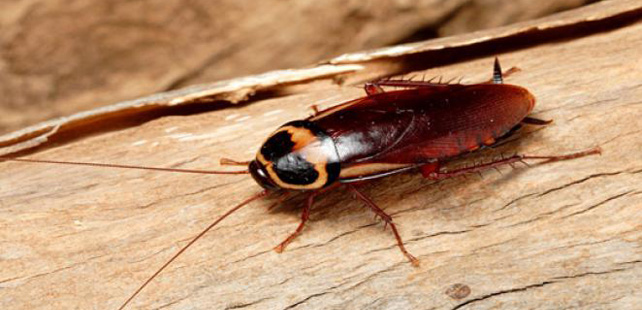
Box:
[0,0,600,135]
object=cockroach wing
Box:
[312,84,535,181]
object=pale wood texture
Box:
[0,0,595,134]
[1,3,641,310]
[1,0,636,157]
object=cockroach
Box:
[1,58,601,309]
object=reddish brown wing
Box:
[311,84,535,181]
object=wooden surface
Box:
[1,3,642,310]
[0,0,594,134]
[2,0,638,157]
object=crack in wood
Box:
[561,190,633,219]
[452,267,632,310]
[537,171,625,198]
[223,297,272,310]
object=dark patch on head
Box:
[273,154,319,185]
[324,161,340,187]
[249,160,278,190]
[260,131,295,162]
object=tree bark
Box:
[1,2,641,309]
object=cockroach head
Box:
[253,120,341,191]
[249,160,279,191]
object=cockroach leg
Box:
[519,159,532,168]
[369,71,480,90]
[364,82,385,95]
[521,146,601,164]
[504,66,522,77]
[310,104,320,115]
[347,184,419,266]
[521,117,553,126]
[219,158,251,166]
[274,192,315,253]
[424,147,601,180]
[367,79,450,90]
[273,183,341,252]
[419,161,440,178]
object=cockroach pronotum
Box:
[1,58,601,309]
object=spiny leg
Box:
[274,192,316,253]
[365,78,451,92]
[367,64,520,93]
[520,147,601,163]
[423,147,601,180]
[364,59,520,94]
[347,184,419,266]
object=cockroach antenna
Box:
[0,155,261,309]
[0,157,250,175]
[117,189,270,310]
[2,58,603,309]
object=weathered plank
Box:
[0,0,595,134]
[2,0,639,157]
[1,3,641,310]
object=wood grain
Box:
[1,3,641,310]
[2,0,639,157]
[0,0,594,135]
